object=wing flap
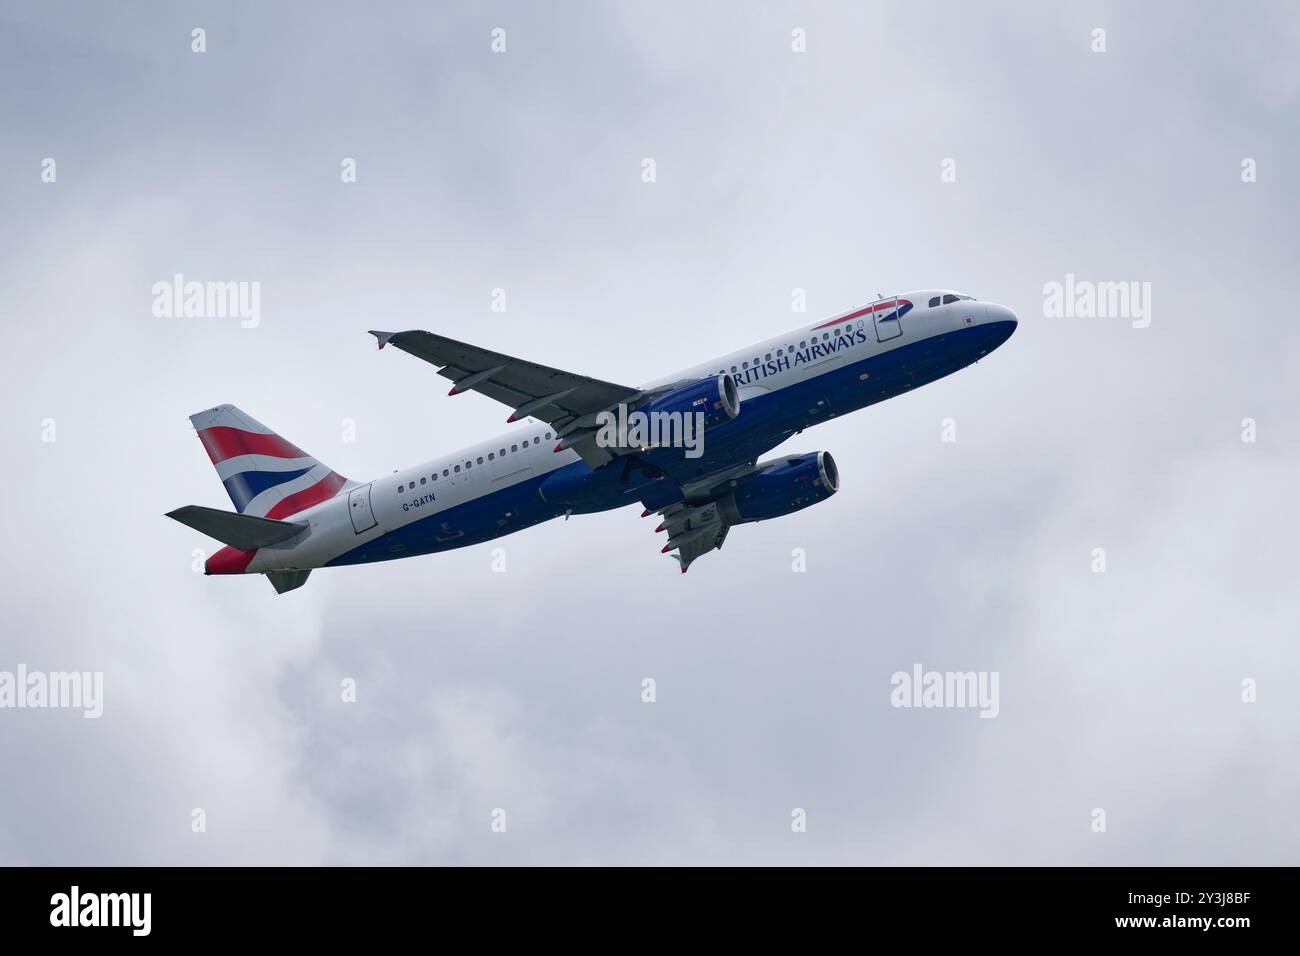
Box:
[652,499,729,572]
[669,525,729,573]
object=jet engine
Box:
[717,451,839,524]
[640,374,740,430]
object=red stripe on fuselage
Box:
[197,426,309,465]
[811,299,912,330]
[264,471,347,520]
[812,306,873,330]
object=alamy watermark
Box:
[0,665,103,718]
[151,273,260,328]
[890,663,999,718]
[1042,273,1151,328]
[594,404,706,459]
[50,886,150,936]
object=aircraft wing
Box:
[641,461,765,572]
[369,329,648,467]
[642,456,814,572]
[651,499,730,573]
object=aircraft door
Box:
[873,297,904,342]
[873,299,904,348]
[348,483,378,533]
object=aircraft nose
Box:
[986,303,1018,339]
[987,303,1017,326]
[982,303,1024,351]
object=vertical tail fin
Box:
[189,404,349,519]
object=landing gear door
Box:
[348,483,377,534]
[873,297,904,342]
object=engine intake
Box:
[717,451,839,525]
[641,374,740,431]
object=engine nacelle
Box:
[640,374,740,431]
[717,452,839,525]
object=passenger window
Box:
[765,353,771,361]
[420,477,426,485]
[499,448,506,456]
[799,340,806,348]
[730,365,737,374]
[454,465,460,473]
[442,469,449,477]
[822,333,829,340]
[533,437,540,445]
[742,361,749,369]
[477,457,483,465]
[488,453,495,461]
[511,444,517,452]
[777,349,783,357]
[545,432,551,439]
[398,484,404,493]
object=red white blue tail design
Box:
[189,405,350,519]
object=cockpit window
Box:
[942,294,960,304]
[928,296,940,308]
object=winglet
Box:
[369,330,396,350]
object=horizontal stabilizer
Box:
[165,505,307,551]
[266,569,311,594]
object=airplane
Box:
[166,291,1017,593]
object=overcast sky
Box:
[1,0,1297,865]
